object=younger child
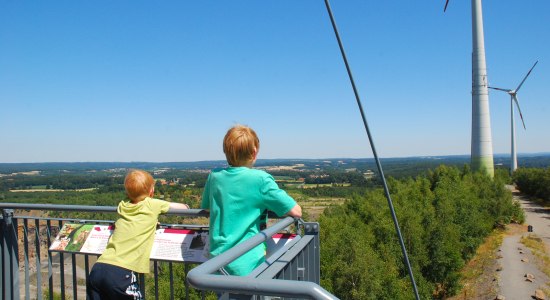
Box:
[201,125,302,276]
[87,169,189,300]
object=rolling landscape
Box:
[2,0,549,299]
[2,154,550,299]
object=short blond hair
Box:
[124,169,154,200]
[223,125,260,167]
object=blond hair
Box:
[124,169,154,201]
[223,125,260,167]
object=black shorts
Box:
[87,262,143,300]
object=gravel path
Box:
[497,187,549,299]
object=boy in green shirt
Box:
[201,125,302,276]
[87,169,189,300]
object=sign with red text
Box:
[50,223,296,263]
[150,228,209,263]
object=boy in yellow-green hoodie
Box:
[87,169,189,300]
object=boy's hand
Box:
[287,204,302,218]
[169,202,190,209]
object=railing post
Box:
[1,209,21,300]
[303,222,320,283]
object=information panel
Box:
[49,223,295,263]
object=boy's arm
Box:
[169,202,190,209]
[286,204,302,218]
[261,174,302,218]
[200,174,211,210]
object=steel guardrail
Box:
[187,216,338,299]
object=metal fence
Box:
[1,203,336,300]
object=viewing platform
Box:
[1,203,337,300]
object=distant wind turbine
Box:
[489,61,538,173]
[444,0,495,177]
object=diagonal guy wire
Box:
[322,1,420,299]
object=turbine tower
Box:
[489,61,538,173]
[445,0,494,177]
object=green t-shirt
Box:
[97,197,170,273]
[201,167,297,276]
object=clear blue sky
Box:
[1,1,548,163]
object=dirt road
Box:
[497,187,549,299]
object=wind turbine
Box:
[489,61,538,173]
[445,0,495,177]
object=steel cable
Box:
[323,1,420,299]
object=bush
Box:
[513,167,550,205]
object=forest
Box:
[318,165,523,299]
[513,167,550,206]
[1,158,548,299]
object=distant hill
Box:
[2,154,549,176]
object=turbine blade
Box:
[444,0,450,12]
[515,60,538,93]
[488,86,511,93]
[513,95,526,130]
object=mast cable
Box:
[323,1,420,299]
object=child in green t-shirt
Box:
[201,125,302,276]
[87,169,189,300]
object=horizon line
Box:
[2,152,550,165]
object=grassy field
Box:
[287,191,346,221]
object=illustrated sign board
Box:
[49,223,210,263]
[49,223,295,263]
[150,229,209,262]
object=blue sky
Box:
[1,1,548,163]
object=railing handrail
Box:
[0,202,208,216]
[1,203,337,299]
[187,216,338,300]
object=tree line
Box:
[319,165,524,299]
[513,167,550,206]
[0,174,123,191]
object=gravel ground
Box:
[497,186,549,299]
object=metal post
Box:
[304,222,320,283]
[1,212,5,300]
[46,219,53,300]
[2,209,21,300]
[34,218,43,300]
[169,262,175,300]
[58,221,65,300]
[24,219,30,300]
[72,253,77,299]
[185,263,190,300]
[154,261,159,300]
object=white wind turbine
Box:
[444,0,495,177]
[489,61,538,173]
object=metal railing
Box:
[187,217,337,300]
[1,203,336,300]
